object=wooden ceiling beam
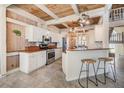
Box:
[35,4,69,28]
[45,7,105,25]
[35,4,59,19]
[71,4,79,15]
[7,5,46,24]
[60,24,95,31]
[62,23,70,28]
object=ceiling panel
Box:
[66,21,80,28]
[54,24,67,29]
[46,4,75,18]
[14,4,53,21]
[77,4,105,13]
[90,16,100,25]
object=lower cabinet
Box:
[55,48,62,60]
[7,54,19,71]
[20,51,46,73]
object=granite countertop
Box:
[7,47,62,53]
[67,48,112,51]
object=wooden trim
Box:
[7,68,19,75]
[7,17,32,26]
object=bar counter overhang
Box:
[62,48,111,81]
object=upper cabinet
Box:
[25,25,62,44]
[25,25,46,42]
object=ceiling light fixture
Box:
[78,13,90,27]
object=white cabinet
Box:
[55,48,62,60]
[25,25,44,42]
[20,51,46,73]
[51,33,62,47]
[42,51,46,65]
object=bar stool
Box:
[78,59,98,88]
[96,57,116,84]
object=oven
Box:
[46,49,55,65]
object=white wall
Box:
[87,30,96,48]
[0,6,6,76]
[95,24,109,48]
[113,27,124,58]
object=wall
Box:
[113,27,124,58]
[87,30,96,48]
[0,6,6,75]
[6,10,39,52]
[7,22,25,52]
[95,24,109,48]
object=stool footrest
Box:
[81,70,88,72]
[97,68,104,69]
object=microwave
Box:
[42,35,52,44]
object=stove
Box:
[46,49,55,65]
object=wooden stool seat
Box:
[79,58,98,88]
[98,57,113,62]
[81,59,96,64]
[96,56,116,84]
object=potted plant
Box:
[13,29,22,51]
[13,29,21,37]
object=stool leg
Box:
[93,64,98,86]
[96,60,106,84]
[104,61,106,84]
[96,60,100,74]
[110,63,116,82]
[113,57,117,82]
[86,64,89,88]
[78,63,84,88]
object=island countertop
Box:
[66,48,112,51]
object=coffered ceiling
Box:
[8,4,124,30]
[14,4,54,21]
[46,4,75,18]
[77,4,105,12]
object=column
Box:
[102,6,110,48]
[0,5,7,76]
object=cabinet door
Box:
[36,52,42,68]
[7,55,19,71]
[55,49,62,60]
[42,51,46,65]
[26,26,41,42]
[55,49,59,60]
[28,55,35,72]
[29,53,38,72]
[38,30,43,42]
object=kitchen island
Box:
[62,48,111,81]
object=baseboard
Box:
[6,68,19,75]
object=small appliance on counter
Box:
[42,35,51,44]
[39,42,57,49]
[39,43,48,49]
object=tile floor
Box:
[0,59,124,88]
